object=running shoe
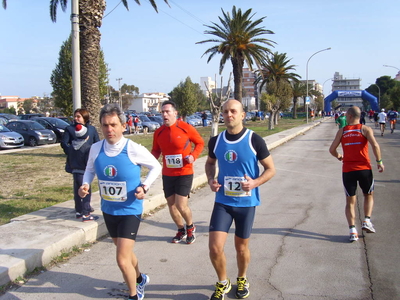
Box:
[136,273,149,300]
[82,215,99,222]
[210,280,232,300]
[362,221,376,233]
[172,228,187,243]
[235,277,250,299]
[186,225,196,244]
[349,232,359,242]
[76,212,82,219]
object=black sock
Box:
[128,295,138,300]
[365,216,371,220]
[349,225,356,229]
[186,224,194,229]
[136,274,143,284]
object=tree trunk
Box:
[292,97,298,119]
[268,110,275,130]
[211,119,219,137]
[210,107,220,137]
[79,0,106,137]
[231,56,244,103]
[274,110,279,125]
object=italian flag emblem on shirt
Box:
[224,150,237,163]
[104,165,117,178]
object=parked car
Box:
[19,113,44,120]
[0,113,20,125]
[31,117,70,143]
[6,120,57,147]
[186,116,201,126]
[57,116,73,124]
[148,116,163,126]
[137,115,160,132]
[186,116,198,127]
[245,112,253,121]
[0,124,24,149]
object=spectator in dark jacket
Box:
[61,108,100,221]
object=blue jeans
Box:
[73,172,92,215]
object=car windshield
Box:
[30,122,45,130]
[139,115,151,122]
[0,114,19,120]
[0,125,11,132]
[51,118,69,127]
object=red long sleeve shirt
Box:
[151,120,204,176]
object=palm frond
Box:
[50,0,68,23]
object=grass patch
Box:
[0,117,311,225]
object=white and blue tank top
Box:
[95,140,142,215]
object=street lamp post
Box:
[116,78,123,110]
[71,0,81,111]
[368,83,381,109]
[383,64,400,71]
[383,65,400,81]
[306,47,331,123]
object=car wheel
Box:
[29,136,38,147]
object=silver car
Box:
[0,124,24,149]
[138,115,160,132]
[6,120,57,147]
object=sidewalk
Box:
[0,119,325,287]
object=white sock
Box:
[219,279,228,285]
[350,227,358,234]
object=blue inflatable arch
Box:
[324,90,378,113]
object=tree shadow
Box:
[252,227,349,243]
[4,270,212,299]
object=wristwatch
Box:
[140,184,149,194]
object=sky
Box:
[1,0,399,99]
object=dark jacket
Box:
[61,122,100,173]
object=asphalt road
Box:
[1,119,399,300]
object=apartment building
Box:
[331,71,362,108]
[126,92,169,113]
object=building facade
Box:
[200,77,216,97]
[126,92,169,113]
[242,68,257,98]
[331,72,362,108]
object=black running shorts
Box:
[209,202,256,239]
[162,174,193,198]
[103,212,142,240]
[342,169,374,197]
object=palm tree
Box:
[290,81,306,119]
[256,52,300,121]
[49,0,168,131]
[255,52,300,91]
[4,0,168,131]
[197,6,275,103]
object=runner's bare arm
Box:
[329,128,344,161]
